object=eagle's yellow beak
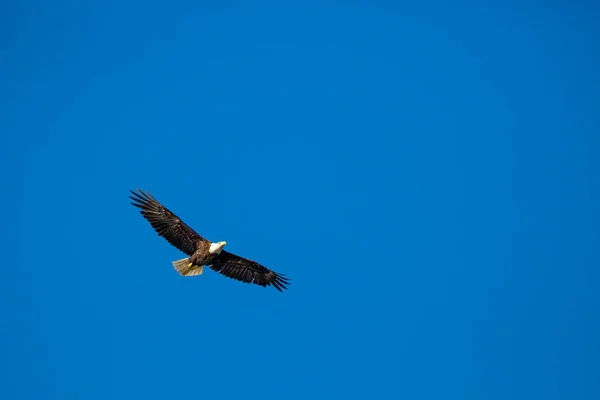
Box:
[221,241,227,246]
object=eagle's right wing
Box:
[129,189,208,256]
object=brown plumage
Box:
[129,189,290,292]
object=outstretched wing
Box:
[210,251,290,292]
[129,189,208,256]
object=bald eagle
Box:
[129,189,290,292]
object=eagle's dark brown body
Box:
[129,189,290,292]
[189,240,218,266]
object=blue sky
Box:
[1,1,599,399]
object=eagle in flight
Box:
[129,189,290,292]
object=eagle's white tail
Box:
[172,258,204,276]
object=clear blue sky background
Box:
[1,1,599,399]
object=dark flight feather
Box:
[129,189,207,256]
[210,251,290,292]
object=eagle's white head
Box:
[209,241,227,254]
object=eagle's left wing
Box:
[210,251,290,292]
